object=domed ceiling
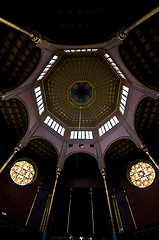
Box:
[43,50,121,127]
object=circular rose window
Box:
[128,161,156,188]
[10,159,36,186]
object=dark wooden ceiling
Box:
[1,1,158,45]
[0,2,159,173]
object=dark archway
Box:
[135,97,159,160]
[49,152,110,238]
[0,98,28,163]
[0,26,41,93]
[0,137,58,231]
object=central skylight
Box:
[70,82,93,106]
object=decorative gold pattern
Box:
[129,161,155,188]
[10,160,36,186]
[43,51,120,127]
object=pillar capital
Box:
[101,168,106,177]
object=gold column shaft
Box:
[90,188,95,235]
[102,171,116,235]
[39,194,51,232]
[111,195,123,233]
[67,188,72,234]
[123,190,137,229]
[127,6,159,32]
[0,17,34,37]
[0,146,21,174]
[42,169,61,232]
[145,151,159,170]
[25,182,41,226]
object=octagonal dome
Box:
[42,50,121,127]
[70,81,94,106]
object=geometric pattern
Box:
[129,161,155,188]
[43,51,120,127]
[10,160,36,186]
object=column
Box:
[111,193,124,233]
[90,188,95,235]
[25,180,42,226]
[123,189,137,229]
[67,185,73,234]
[41,168,61,240]
[140,144,159,170]
[0,144,21,174]
[101,169,117,240]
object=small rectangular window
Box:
[44,116,50,124]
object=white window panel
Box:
[101,126,105,134]
[57,125,62,134]
[121,98,126,106]
[38,103,44,111]
[36,95,42,102]
[78,131,82,139]
[104,123,109,132]
[81,131,85,139]
[98,128,103,137]
[110,118,116,127]
[51,121,56,129]
[61,128,65,136]
[74,131,78,139]
[119,107,124,115]
[44,116,50,124]
[113,116,119,124]
[34,86,41,93]
[86,131,89,139]
[89,131,93,139]
[122,89,128,97]
[39,107,44,115]
[48,118,53,126]
[107,121,112,129]
[123,86,129,92]
[37,99,43,106]
[54,123,59,131]
[53,55,58,60]
[35,91,41,97]
[70,131,74,139]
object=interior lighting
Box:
[119,85,129,115]
[70,130,93,140]
[98,116,119,137]
[37,55,58,81]
[104,53,126,79]
[44,115,65,137]
[64,48,98,53]
[34,86,44,115]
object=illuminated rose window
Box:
[129,161,156,188]
[10,159,36,186]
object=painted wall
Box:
[122,168,159,228]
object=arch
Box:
[0,27,41,93]
[135,96,159,158]
[0,97,28,154]
[26,135,59,160]
[26,137,58,163]
[119,13,159,91]
[63,152,100,179]
[64,150,98,169]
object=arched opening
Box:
[48,152,110,238]
[135,97,159,160]
[0,137,58,235]
[105,138,159,234]
[0,26,41,93]
[0,98,28,163]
